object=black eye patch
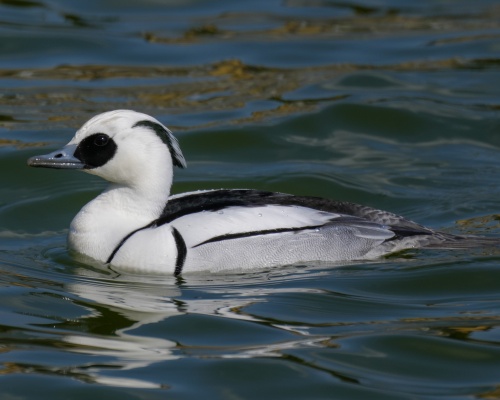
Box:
[74,133,117,169]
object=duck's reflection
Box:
[63,265,293,388]
[61,267,180,388]
[61,260,343,389]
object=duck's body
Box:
[69,188,428,274]
[28,110,497,275]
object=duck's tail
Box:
[423,232,500,249]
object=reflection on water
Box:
[1,230,500,395]
[42,263,335,388]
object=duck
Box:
[27,110,498,275]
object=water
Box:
[2,0,500,398]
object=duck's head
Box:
[28,110,186,186]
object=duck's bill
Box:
[27,144,84,169]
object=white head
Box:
[28,110,186,191]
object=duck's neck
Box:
[100,182,169,221]
[68,177,172,263]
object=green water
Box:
[2,0,500,398]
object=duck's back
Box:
[132,189,433,273]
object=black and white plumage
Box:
[27,110,498,275]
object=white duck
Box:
[28,110,496,275]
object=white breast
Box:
[108,226,178,274]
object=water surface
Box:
[2,0,500,398]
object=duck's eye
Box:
[94,134,109,147]
[74,132,117,169]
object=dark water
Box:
[2,0,500,398]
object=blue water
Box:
[2,0,500,398]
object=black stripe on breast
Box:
[172,227,187,276]
[106,222,155,264]
[192,224,325,248]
